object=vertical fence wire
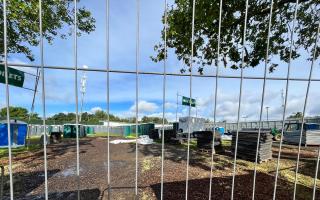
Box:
[73,0,81,199]
[2,0,13,199]
[185,0,196,199]
[135,0,140,197]
[106,0,111,199]
[39,0,49,199]
[272,1,299,199]
[293,22,320,200]
[160,0,167,199]
[313,141,320,200]
[208,0,223,199]
[251,0,274,199]
[231,0,249,199]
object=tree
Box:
[0,106,39,120]
[152,0,319,74]
[141,116,168,124]
[0,0,95,61]
[288,112,303,119]
[94,110,107,120]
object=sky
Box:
[1,0,320,122]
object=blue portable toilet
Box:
[215,127,225,135]
[0,120,28,148]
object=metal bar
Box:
[185,0,196,199]
[272,1,299,199]
[21,86,39,92]
[27,68,40,148]
[293,22,320,200]
[160,0,168,199]
[106,0,111,199]
[231,0,249,199]
[74,0,81,199]
[251,0,274,199]
[0,165,4,200]
[39,0,49,199]
[135,0,140,197]
[176,92,179,122]
[3,0,14,198]
[273,0,299,200]
[208,0,223,198]
[313,146,320,200]
[10,63,320,81]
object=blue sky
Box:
[1,0,320,122]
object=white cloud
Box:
[146,112,175,122]
[90,106,103,113]
[130,100,159,113]
[165,102,176,109]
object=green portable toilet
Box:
[85,126,94,135]
[139,123,155,136]
[63,124,86,138]
[123,126,131,137]
[129,125,141,136]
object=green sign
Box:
[0,64,25,88]
[182,96,196,107]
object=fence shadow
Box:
[2,169,60,199]
[20,188,101,200]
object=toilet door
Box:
[13,124,18,145]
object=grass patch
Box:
[180,139,197,150]
[210,154,318,199]
[125,133,139,139]
[0,144,41,159]
[142,158,153,173]
[221,140,231,147]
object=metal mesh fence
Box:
[1,0,320,199]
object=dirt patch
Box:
[0,138,319,199]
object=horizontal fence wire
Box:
[6,63,320,81]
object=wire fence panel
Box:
[1,1,320,200]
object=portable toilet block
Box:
[0,120,28,148]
